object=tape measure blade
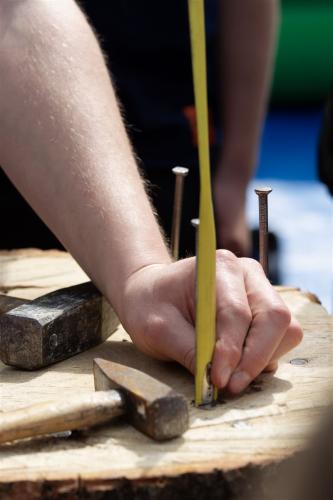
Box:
[188,0,217,406]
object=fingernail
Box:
[228,371,251,394]
[219,366,232,388]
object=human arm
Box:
[214,0,279,256]
[0,0,170,318]
[0,0,301,393]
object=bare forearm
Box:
[0,0,170,315]
[218,0,279,182]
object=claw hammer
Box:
[0,359,189,443]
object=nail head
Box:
[255,186,272,196]
[290,358,308,366]
[172,166,189,176]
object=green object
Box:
[272,3,333,103]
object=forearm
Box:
[218,0,279,184]
[0,0,170,316]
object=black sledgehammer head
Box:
[0,282,118,370]
[93,358,189,440]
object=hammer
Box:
[0,359,189,443]
[0,282,119,370]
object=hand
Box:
[213,170,251,257]
[119,250,303,394]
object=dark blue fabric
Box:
[79,0,219,168]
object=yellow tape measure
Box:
[188,0,217,406]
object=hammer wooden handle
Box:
[0,390,126,445]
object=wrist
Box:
[214,167,249,200]
[113,261,170,329]
[216,147,257,188]
[105,256,171,324]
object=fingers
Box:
[263,316,303,371]
[142,306,196,374]
[147,255,302,397]
[227,258,294,394]
[211,250,252,389]
[128,255,303,398]
[263,361,278,373]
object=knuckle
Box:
[240,257,263,273]
[215,339,242,368]
[217,301,252,326]
[225,343,242,367]
[216,249,237,266]
[288,321,304,347]
[145,314,168,340]
[269,303,292,330]
[130,314,170,357]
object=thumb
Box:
[142,307,196,374]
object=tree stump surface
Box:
[0,249,332,499]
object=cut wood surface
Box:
[0,249,332,498]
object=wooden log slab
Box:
[0,249,332,499]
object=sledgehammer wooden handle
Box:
[0,391,125,445]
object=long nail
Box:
[254,186,272,277]
[171,166,189,260]
[191,217,200,257]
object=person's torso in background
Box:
[79,0,219,168]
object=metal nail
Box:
[171,166,189,260]
[191,217,200,256]
[200,362,215,409]
[254,186,272,277]
[290,358,308,366]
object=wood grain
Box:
[0,249,332,499]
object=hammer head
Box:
[93,358,189,441]
[0,283,119,370]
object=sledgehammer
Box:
[0,282,119,370]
